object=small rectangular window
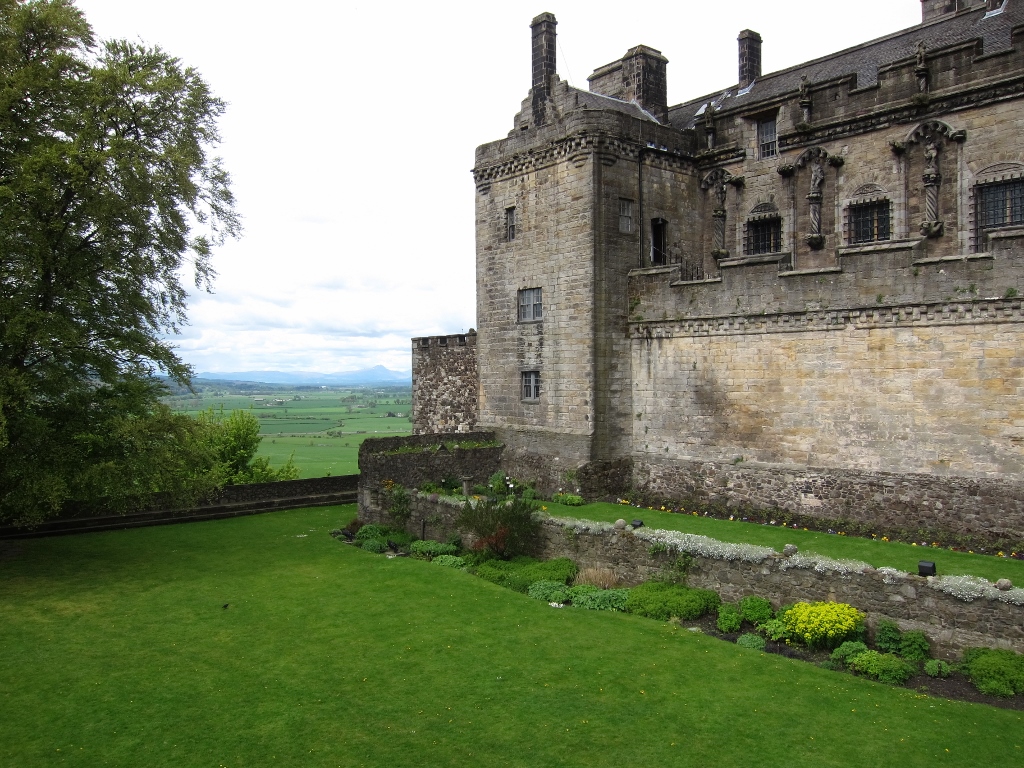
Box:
[849,201,891,244]
[651,218,668,265]
[758,117,777,159]
[619,199,634,233]
[505,207,516,241]
[747,217,782,255]
[522,371,541,400]
[518,288,543,322]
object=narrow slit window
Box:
[849,201,891,244]
[505,207,517,241]
[651,218,668,265]
[757,117,777,159]
[619,199,634,233]
[522,371,541,400]
[518,288,543,322]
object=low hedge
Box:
[625,582,720,621]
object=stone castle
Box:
[411,0,1024,543]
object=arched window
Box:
[745,202,782,255]
[845,184,891,244]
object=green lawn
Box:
[1,506,1022,767]
[543,501,1024,584]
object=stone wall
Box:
[358,493,1024,657]
[358,432,502,497]
[411,332,478,435]
[636,457,1024,544]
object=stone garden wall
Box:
[359,492,1024,658]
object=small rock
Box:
[996,578,1014,591]
[783,544,798,557]
[614,519,627,529]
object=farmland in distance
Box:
[162,380,411,478]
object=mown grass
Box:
[1,506,1022,767]
[542,501,1024,584]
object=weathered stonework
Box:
[411,332,478,435]
[414,3,1024,543]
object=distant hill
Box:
[195,366,411,385]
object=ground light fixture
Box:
[919,561,937,577]
[632,520,645,528]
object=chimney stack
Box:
[738,29,762,89]
[622,46,669,123]
[531,12,557,126]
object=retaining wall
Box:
[359,492,1024,658]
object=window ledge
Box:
[779,267,843,278]
[718,252,791,268]
[986,226,1024,242]
[517,319,543,325]
[912,253,995,266]
[629,265,680,277]
[669,277,723,287]
[838,239,919,257]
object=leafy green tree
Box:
[0,0,240,524]
[199,409,298,485]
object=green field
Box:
[163,384,412,477]
[1,505,1021,767]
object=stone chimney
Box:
[621,46,668,123]
[531,12,557,126]
[738,30,762,89]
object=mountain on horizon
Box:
[195,365,411,385]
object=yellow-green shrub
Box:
[782,602,865,649]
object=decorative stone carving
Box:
[777,163,796,178]
[704,102,716,150]
[799,75,813,123]
[915,41,929,93]
[701,168,736,260]
[921,139,944,238]
[796,147,830,250]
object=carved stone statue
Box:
[924,140,940,175]
[798,76,812,123]
[715,180,728,208]
[810,160,825,193]
[916,41,927,70]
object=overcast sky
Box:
[74,0,922,374]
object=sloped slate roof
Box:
[669,4,1024,129]
[571,87,661,122]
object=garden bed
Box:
[679,611,1024,712]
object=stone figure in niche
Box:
[715,180,728,208]
[805,159,826,250]
[916,41,927,70]
[809,160,825,194]
[924,139,940,175]
[920,138,944,238]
